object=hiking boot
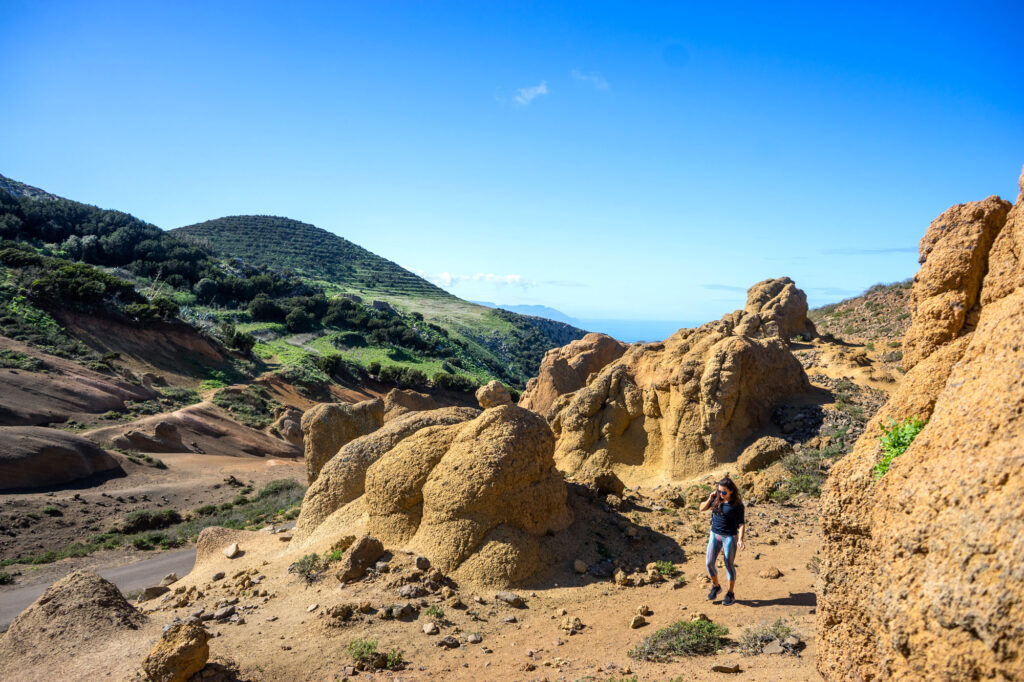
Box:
[707,585,722,601]
[722,592,736,606]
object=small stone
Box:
[399,584,427,599]
[636,604,651,616]
[213,605,235,620]
[503,615,518,623]
[561,616,583,633]
[711,663,742,673]
[466,633,482,643]
[358,601,374,614]
[691,612,709,622]
[783,635,802,648]
[630,614,646,629]
[159,572,178,587]
[437,636,460,649]
[278,534,292,542]
[223,543,240,559]
[307,603,319,612]
[139,585,170,602]
[573,559,588,574]
[415,555,431,571]
[758,567,784,579]
[211,571,225,581]
[423,621,439,635]
[266,615,278,622]
[495,591,524,607]
[763,640,785,655]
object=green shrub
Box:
[628,618,728,660]
[0,571,13,585]
[346,638,378,664]
[41,506,63,517]
[120,509,182,534]
[874,416,927,479]
[740,618,801,655]
[654,560,677,576]
[425,605,445,620]
[0,349,45,371]
[289,553,328,583]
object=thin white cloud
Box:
[571,69,609,90]
[514,81,548,105]
[416,270,538,289]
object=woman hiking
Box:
[699,474,746,606]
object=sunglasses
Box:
[717,489,729,496]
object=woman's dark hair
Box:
[712,474,743,512]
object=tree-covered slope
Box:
[173,215,451,299]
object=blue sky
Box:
[2,1,1022,323]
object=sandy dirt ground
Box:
[2,485,822,681]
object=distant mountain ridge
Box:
[173,215,451,299]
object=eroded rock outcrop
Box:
[300,398,385,483]
[519,333,627,416]
[0,571,144,672]
[294,406,479,537]
[900,195,1011,370]
[382,388,440,421]
[547,278,812,486]
[297,384,572,585]
[819,170,1024,680]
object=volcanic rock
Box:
[294,406,479,537]
[518,333,627,416]
[548,278,811,485]
[300,398,385,483]
[141,621,209,682]
[819,170,1024,680]
[0,571,144,671]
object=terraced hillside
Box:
[809,280,912,345]
[173,216,450,299]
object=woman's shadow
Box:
[736,591,816,608]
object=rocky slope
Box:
[818,170,1024,679]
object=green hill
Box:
[173,215,449,299]
[0,173,586,391]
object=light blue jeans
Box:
[706,531,737,582]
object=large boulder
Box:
[0,571,144,671]
[364,403,573,584]
[546,278,811,486]
[518,333,627,416]
[818,169,1024,680]
[737,436,793,473]
[300,397,385,483]
[0,427,122,490]
[141,621,209,682]
[744,276,816,341]
[294,406,479,538]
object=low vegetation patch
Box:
[289,553,329,584]
[874,416,927,479]
[345,637,404,671]
[740,618,802,655]
[0,479,305,568]
[0,571,14,585]
[211,384,280,429]
[0,348,45,371]
[628,618,729,661]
